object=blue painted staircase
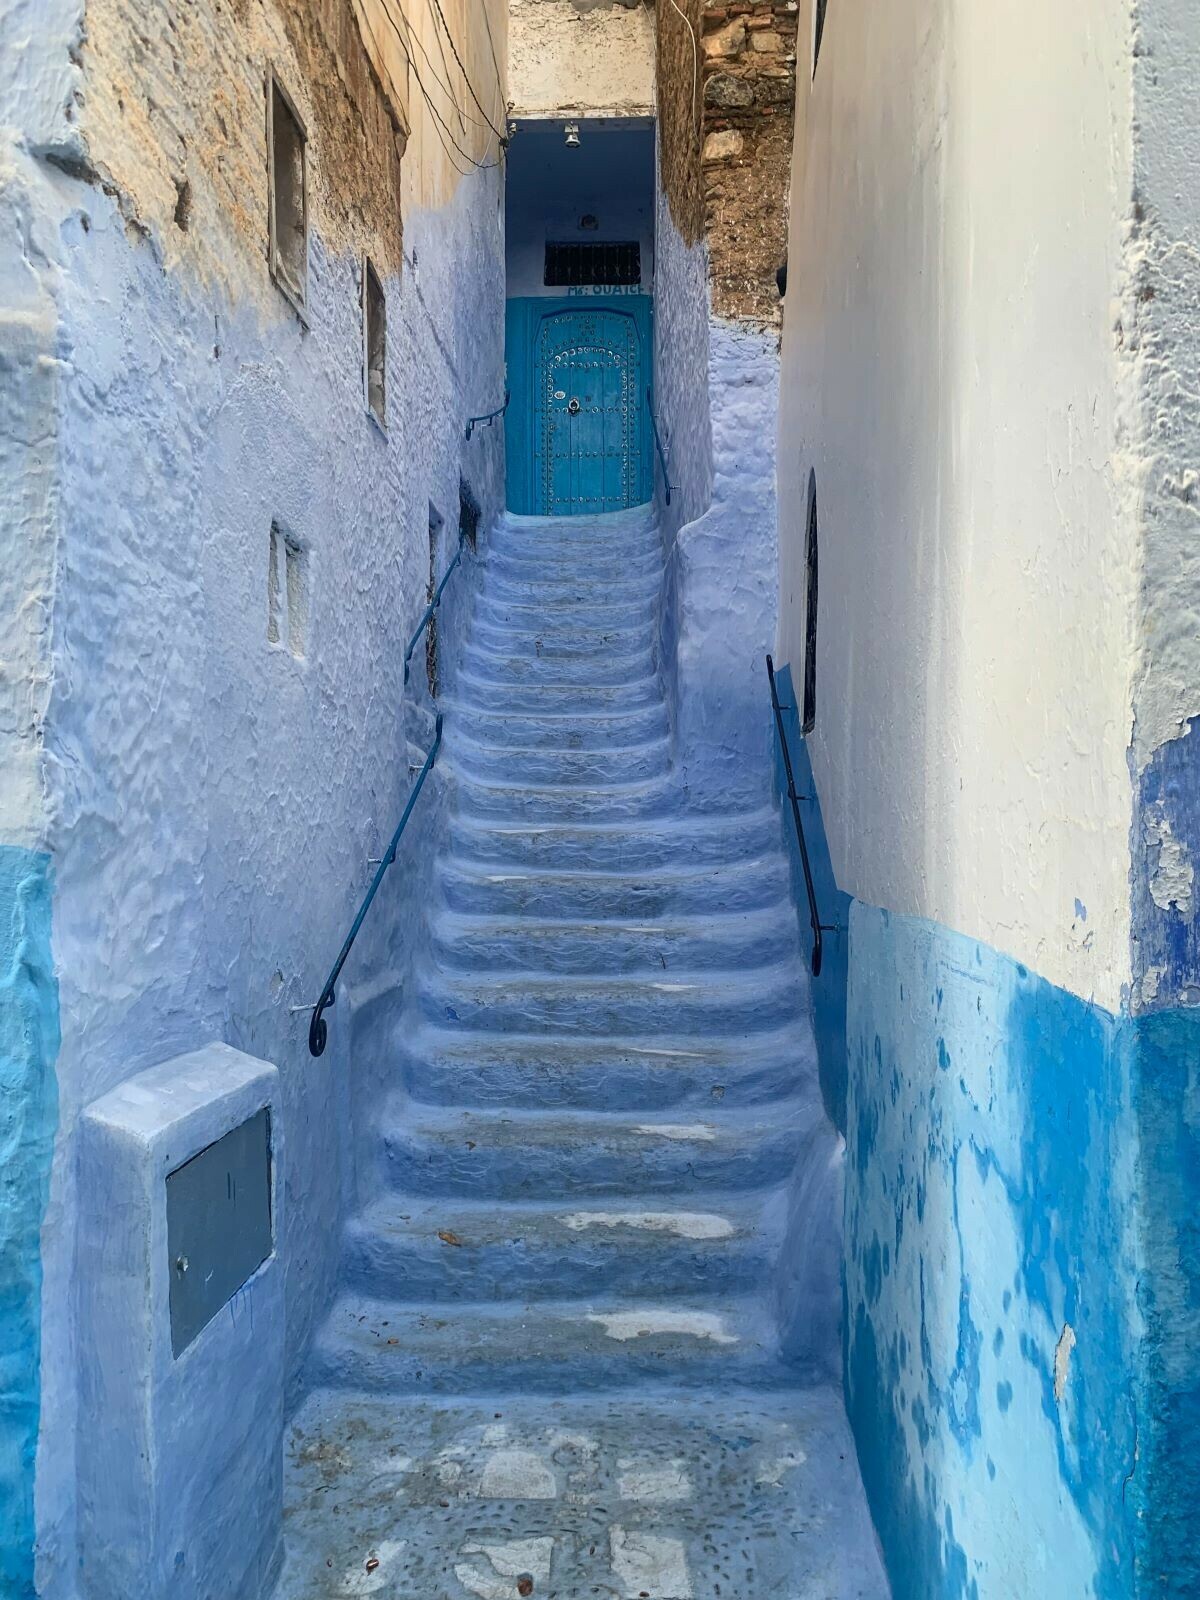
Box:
[279,508,888,1599]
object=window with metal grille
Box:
[544,242,641,287]
[802,473,818,733]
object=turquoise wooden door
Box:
[531,308,645,516]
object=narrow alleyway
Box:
[277,508,887,1596]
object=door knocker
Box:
[567,397,581,415]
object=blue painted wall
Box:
[1128,719,1200,1597]
[845,905,1139,1599]
[0,847,59,1598]
[769,664,1200,1598]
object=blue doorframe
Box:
[505,296,654,516]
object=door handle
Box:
[567,397,580,415]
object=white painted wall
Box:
[777,0,1139,1010]
[509,0,655,119]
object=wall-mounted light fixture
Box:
[564,122,580,148]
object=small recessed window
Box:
[802,473,818,733]
[268,72,308,314]
[813,0,829,76]
[268,522,308,658]
[458,477,480,551]
[363,256,386,428]
[426,503,444,694]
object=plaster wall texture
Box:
[508,0,656,119]
[2,1,507,1592]
[777,0,1138,1013]
[660,316,780,812]
[650,160,712,545]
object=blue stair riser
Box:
[445,813,780,871]
[446,737,671,787]
[468,619,657,658]
[381,1118,806,1199]
[450,773,678,824]
[401,1047,808,1112]
[473,591,659,629]
[437,856,790,917]
[481,568,662,606]
[309,1327,788,1397]
[446,701,669,751]
[417,970,805,1037]
[453,672,662,714]
[460,643,658,688]
[428,910,798,976]
[341,1214,777,1302]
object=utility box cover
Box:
[167,1106,273,1355]
[78,1041,284,1600]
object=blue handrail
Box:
[465,391,510,440]
[766,655,836,978]
[308,714,443,1056]
[404,534,466,685]
[646,388,677,507]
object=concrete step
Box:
[446,734,672,788]
[437,853,790,917]
[474,590,658,631]
[453,669,662,713]
[483,546,664,587]
[468,617,657,658]
[449,766,679,823]
[380,1098,816,1198]
[398,1025,816,1110]
[416,962,805,1037]
[482,564,662,605]
[461,640,657,688]
[310,1292,790,1395]
[444,698,670,751]
[429,906,798,976]
[445,810,782,871]
[342,1191,780,1302]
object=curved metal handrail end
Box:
[465,391,511,441]
[766,653,834,979]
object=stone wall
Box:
[657,0,798,324]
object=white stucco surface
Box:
[777,0,1139,1010]
[1126,0,1200,774]
[508,0,655,119]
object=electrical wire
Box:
[372,0,505,172]
[665,0,701,144]
[426,0,508,142]
[377,0,497,135]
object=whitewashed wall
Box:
[776,0,1138,1010]
[509,0,655,119]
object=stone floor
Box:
[277,1388,888,1599]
